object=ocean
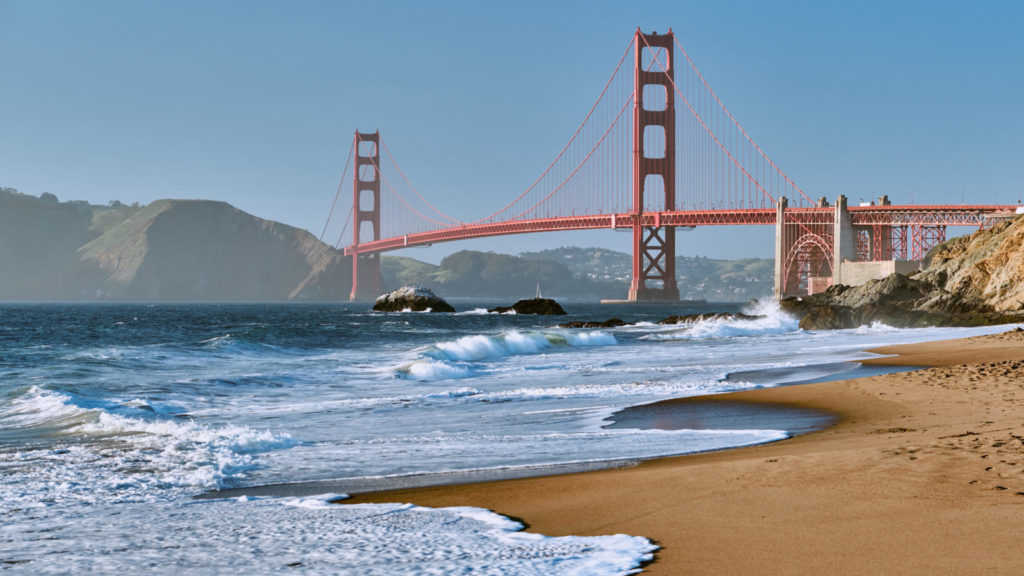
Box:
[1,301,1015,574]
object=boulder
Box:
[489,298,567,315]
[796,305,856,330]
[373,286,455,313]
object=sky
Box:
[2,0,1022,263]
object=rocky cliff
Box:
[783,215,1024,329]
[918,217,1024,312]
[0,190,351,301]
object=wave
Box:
[424,330,616,362]
[397,330,617,381]
[643,299,799,340]
[0,386,294,495]
[455,308,517,315]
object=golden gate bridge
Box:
[322,29,1018,302]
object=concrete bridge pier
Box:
[831,195,855,286]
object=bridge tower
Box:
[629,29,679,301]
[350,131,383,301]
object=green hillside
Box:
[518,247,773,301]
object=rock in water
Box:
[373,286,455,313]
[489,298,567,315]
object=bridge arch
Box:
[782,233,833,296]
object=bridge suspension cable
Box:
[333,204,353,249]
[673,35,812,205]
[473,36,638,224]
[381,140,463,226]
[639,34,812,210]
[337,29,817,249]
[320,137,355,242]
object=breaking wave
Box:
[396,330,617,381]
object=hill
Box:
[518,247,773,301]
[1,188,775,302]
[381,247,773,301]
[0,188,350,301]
[381,250,620,300]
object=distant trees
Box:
[432,251,577,297]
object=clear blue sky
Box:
[2,0,1022,263]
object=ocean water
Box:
[1,301,1016,574]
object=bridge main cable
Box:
[673,35,813,205]
[470,36,637,224]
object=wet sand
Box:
[349,328,1024,575]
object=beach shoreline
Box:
[347,328,1024,575]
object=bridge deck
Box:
[344,205,1018,256]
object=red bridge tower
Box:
[630,29,679,301]
[350,131,383,301]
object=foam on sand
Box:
[3,495,657,575]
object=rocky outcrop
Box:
[918,217,1024,312]
[373,286,455,312]
[488,298,567,315]
[782,217,1024,329]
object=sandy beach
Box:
[350,328,1024,575]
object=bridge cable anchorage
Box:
[471,36,637,224]
[673,36,812,205]
[320,137,356,242]
[380,139,463,226]
[639,33,782,207]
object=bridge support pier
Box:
[832,195,855,286]
[628,28,679,302]
[773,197,788,297]
[350,131,383,302]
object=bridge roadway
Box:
[343,204,1018,256]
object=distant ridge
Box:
[0,188,775,302]
[0,189,351,301]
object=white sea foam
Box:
[2,497,656,575]
[403,330,618,381]
[399,358,475,381]
[427,330,616,362]
[296,426,791,482]
[457,307,498,315]
[0,386,294,510]
[644,300,799,340]
[853,321,900,333]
